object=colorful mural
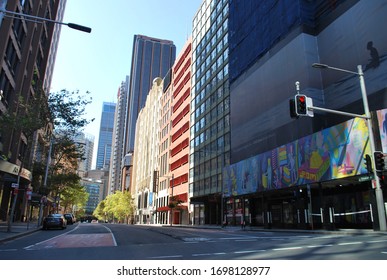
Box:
[223,117,372,197]
[377,108,387,153]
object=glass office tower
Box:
[190,0,230,225]
[96,102,116,170]
[125,35,176,153]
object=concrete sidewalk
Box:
[0,221,41,243]
[143,223,387,240]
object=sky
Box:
[50,0,203,168]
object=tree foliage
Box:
[44,90,94,213]
[48,89,94,135]
[0,71,94,218]
[0,92,51,165]
[93,191,136,224]
[60,182,89,214]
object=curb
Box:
[0,228,41,244]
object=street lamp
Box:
[313,62,387,231]
[0,8,92,33]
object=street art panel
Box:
[224,117,371,197]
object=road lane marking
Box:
[234,250,266,254]
[102,224,117,246]
[150,255,183,259]
[273,247,303,251]
[24,224,80,250]
[220,237,256,240]
[192,253,214,257]
[306,244,333,248]
[24,224,116,250]
[367,240,387,244]
[338,242,363,246]
[27,233,116,249]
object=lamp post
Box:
[0,7,92,33]
[313,63,387,231]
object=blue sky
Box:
[50,0,203,167]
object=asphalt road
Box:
[0,223,387,260]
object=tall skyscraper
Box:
[125,35,176,153]
[109,76,129,193]
[96,102,116,170]
[74,132,94,177]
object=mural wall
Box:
[377,109,387,153]
[223,116,374,197]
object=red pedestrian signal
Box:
[295,94,307,116]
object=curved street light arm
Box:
[0,8,91,33]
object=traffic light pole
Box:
[357,65,386,231]
[308,64,387,231]
[308,105,370,120]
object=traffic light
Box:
[295,94,307,116]
[289,99,299,119]
[364,154,372,173]
[374,151,385,171]
[377,172,386,188]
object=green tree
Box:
[0,91,51,168]
[43,89,94,213]
[93,200,107,221]
[115,191,136,223]
[60,182,88,214]
[48,89,94,135]
[94,191,136,224]
[0,69,94,226]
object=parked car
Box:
[64,213,76,225]
[42,214,67,230]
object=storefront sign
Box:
[0,160,32,181]
[0,160,19,176]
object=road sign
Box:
[11,183,19,188]
[26,190,32,200]
[358,174,374,182]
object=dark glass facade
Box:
[125,35,176,153]
[190,0,230,225]
[226,0,387,229]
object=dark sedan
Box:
[42,214,67,230]
[64,213,76,225]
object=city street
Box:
[0,223,387,260]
